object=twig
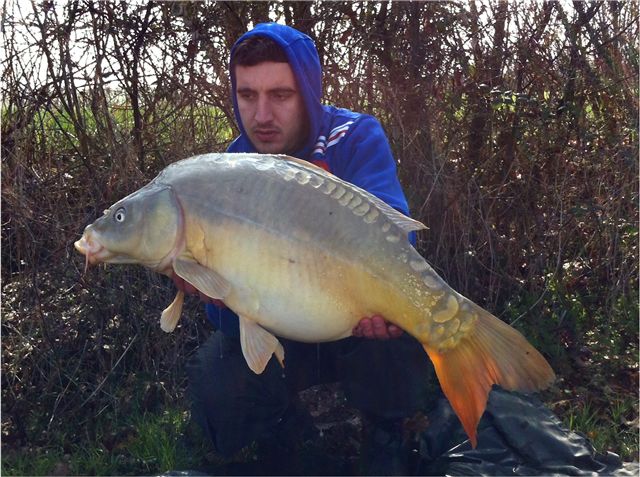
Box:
[47,339,88,431]
[79,333,138,409]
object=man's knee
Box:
[186,331,291,456]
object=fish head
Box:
[75,184,182,272]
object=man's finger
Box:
[370,315,390,339]
[387,324,403,338]
[359,318,374,338]
[352,316,404,340]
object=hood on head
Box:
[229,22,323,157]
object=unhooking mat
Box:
[414,387,637,476]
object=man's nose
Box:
[254,96,274,124]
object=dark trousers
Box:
[186,330,437,456]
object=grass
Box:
[563,395,639,461]
[8,408,208,476]
[128,408,203,473]
[1,449,64,476]
[1,404,215,476]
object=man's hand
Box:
[352,315,403,340]
[171,271,225,307]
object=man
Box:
[177,22,435,475]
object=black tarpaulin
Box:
[415,387,636,476]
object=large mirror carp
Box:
[75,153,555,447]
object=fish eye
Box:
[114,207,126,223]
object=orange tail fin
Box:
[423,308,555,447]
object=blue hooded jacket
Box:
[206,23,414,335]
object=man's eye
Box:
[239,92,255,101]
[274,92,292,101]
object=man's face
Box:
[235,61,309,155]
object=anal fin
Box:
[239,316,285,374]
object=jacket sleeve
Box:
[333,115,417,245]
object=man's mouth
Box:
[254,129,280,142]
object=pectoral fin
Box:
[239,316,285,374]
[160,290,184,332]
[173,257,231,300]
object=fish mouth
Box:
[74,233,111,271]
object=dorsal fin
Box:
[276,154,427,236]
[367,193,427,234]
[278,154,331,175]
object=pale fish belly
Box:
[186,216,367,342]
